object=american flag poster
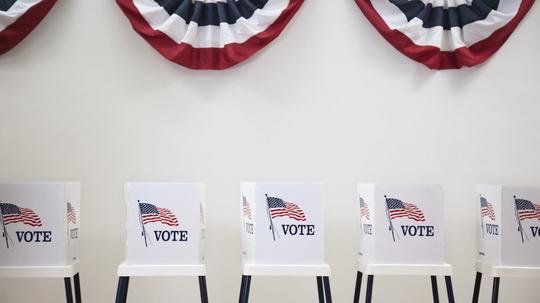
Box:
[359,197,370,220]
[385,198,426,222]
[242,196,252,221]
[0,0,57,55]
[139,202,179,227]
[514,197,540,243]
[515,198,540,221]
[67,202,77,225]
[480,197,496,221]
[0,203,42,227]
[266,196,306,222]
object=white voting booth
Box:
[0,182,82,303]
[354,184,454,303]
[473,185,540,303]
[115,182,208,303]
[239,182,332,303]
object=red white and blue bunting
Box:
[355,0,534,69]
[117,0,304,70]
[0,0,57,55]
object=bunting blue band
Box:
[155,0,269,26]
[389,0,500,30]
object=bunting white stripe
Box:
[132,0,290,48]
[371,0,521,51]
[0,0,42,31]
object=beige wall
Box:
[1,0,539,302]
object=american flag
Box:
[0,203,42,227]
[139,203,179,226]
[242,196,252,220]
[359,197,370,220]
[67,202,77,224]
[515,199,540,221]
[267,196,306,221]
[386,198,426,222]
[480,197,496,221]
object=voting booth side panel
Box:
[373,184,445,265]
[0,183,68,267]
[65,182,81,264]
[199,186,206,264]
[501,187,540,267]
[125,183,202,265]
[476,185,502,265]
[241,182,256,264]
[357,184,377,263]
[253,183,325,265]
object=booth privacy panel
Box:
[0,182,80,267]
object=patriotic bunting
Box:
[354,0,535,69]
[116,0,304,70]
[0,0,57,55]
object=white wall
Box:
[1,0,539,302]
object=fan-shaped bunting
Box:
[116,0,304,70]
[355,0,534,69]
[0,0,57,55]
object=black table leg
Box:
[74,273,82,303]
[64,277,74,303]
[365,275,374,303]
[199,276,209,303]
[445,276,455,303]
[353,271,363,303]
[323,276,332,303]
[122,277,129,303]
[317,276,325,303]
[114,277,125,303]
[238,275,251,303]
[472,272,482,303]
[431,276,440,303]
[117,277,129,303]
[238,275,245,303]
[491,277,500,303]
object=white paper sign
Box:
[358,184,444,265]
[0,182,80,267]
[241,182,325,265]
[477,185,540,267]
[125,183,205,265]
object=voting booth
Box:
[115,182,208,303]
[472,185,540,303]
[239,182,332,303]
[354,184,454,303]
[0,182,82,303]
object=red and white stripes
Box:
[355,0,535,69]
[0,0,57,55]
[116,0,304,69]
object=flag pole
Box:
[137,200,148,247]
[0,201,9,249]
[384,196,396,242]
[513,196,525,243]
[265,194,276,241]
[480,195,485,239]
